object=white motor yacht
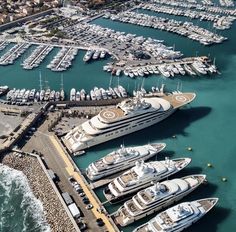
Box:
[103,157,191,203]
[133,198,218,232]
[114,174,206,226]
[63,91,196,153]
[86,143,166,181]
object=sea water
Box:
[0,165,50,232]
[0,11,236,232]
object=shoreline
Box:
[1,152,76,232]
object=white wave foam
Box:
[0,164,51,232]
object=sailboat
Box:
[39,71,45,101]
[44,79,50,101]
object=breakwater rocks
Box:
[1,153,76,232]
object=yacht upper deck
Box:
[99,107,125,123]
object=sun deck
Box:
[152,220,163,231]
[120,170,138,184]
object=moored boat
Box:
[86,143,166,181]
[103,157,191,203]
[70,88,76,101]
[114,174,206,226]
[133,198,218,232]
[63,91,196,152]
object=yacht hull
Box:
[64,108,176,152]
[86,144,165,181]
[114,176,205,226]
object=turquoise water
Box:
[0,12,236,232]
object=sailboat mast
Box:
[39,71,43,91]
[61,74,64,90]
[109,73,112,88]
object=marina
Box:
[0,41,9,51]
[0,42,31,66]
[150,0,236,17]
[22,44,53,70]
[2,85,128,105]
[0,4,218,79]
[104,56,217,78]
[0,1,236,232]
[141,3,236,30]
[107,11,227,45]
[47,46,78,72]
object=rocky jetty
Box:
[1,153,76,232]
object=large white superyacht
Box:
[86,143,166,181]
[114,175,206,226]
[103,157,191,203]
[63,91,196,152]
[133,198,218,232]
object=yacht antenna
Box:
[137,83,140,92]
[61,74,64,91]
[109,73,112,88]
[141,77,145,89]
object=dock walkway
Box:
[49,135,119,232]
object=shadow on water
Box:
[150,150,176,160]
[173,166,204,178]
[90,106,212,153]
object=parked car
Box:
[79,192,85,197]
[82,197,90,205]
[86,204,93,210]
[96,218,104,227]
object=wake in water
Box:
[0,164,50,232]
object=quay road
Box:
[50,136,117,232]
[22,112,118,232]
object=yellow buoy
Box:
[222,177,227,182]
[187,147,192,151]
[207,163,213,168]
